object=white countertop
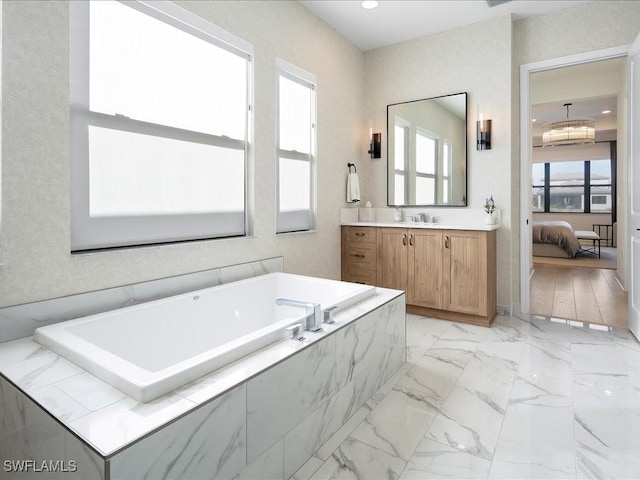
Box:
[340,207,501,231]
[341,221,500,231]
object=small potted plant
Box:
[484,195,497,225]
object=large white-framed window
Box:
[276,59,316,233]
[70,0,253,251]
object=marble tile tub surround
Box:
[0,257,283,343]
[0,288,405,479]
[0,376,104,480]
[289,314,640,480]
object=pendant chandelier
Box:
[542,103,595,147]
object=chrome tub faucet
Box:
[276,298,323,332]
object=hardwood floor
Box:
[530,263,628,328]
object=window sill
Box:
[276,229,317,236]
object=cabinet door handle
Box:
[409,234,414,246]
[402,234,407,246]
[354,232,365,236]
[445,236,450,249]
[352,254,365,258]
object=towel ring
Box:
[347,163,356,173]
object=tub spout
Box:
[276,298,322,332]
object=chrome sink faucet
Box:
[276,298,323,332]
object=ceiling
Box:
[298,0,621,136]
[530,57,625,135]
[299,0,592,51]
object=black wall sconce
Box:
[476,118,492,150]
[368,131,381,158]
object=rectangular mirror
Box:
[387,92,467,207]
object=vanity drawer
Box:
[345,243,376,266]
[347,271,377,286]
[346,227,375,243]
[341,226,377,286]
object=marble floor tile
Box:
[576,436,640,480]
[482,317,528,344]
[572,343,640,377]
[290,455,324,480]
[350,385,439,461]
[374,362,412,399]
[575,374,640,480]
[573,374,640,452]
[455,342,523,411]
[400,438,491,480]
[510,343,573,407]
[425,384,505,461]
[488,402,575,479]
[522,316,577,343]
[397,344,473,403]
[437,322,490,345]
[406,346,428,364]
[309,438,406,480]
[314,405,371,461]
[406,314,454,348]
[298,314,640,480]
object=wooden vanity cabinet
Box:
[441,230,496,320]
[407,229,444,310]
[376,228,409,291]
[341,226,377,285]
[342,225,496,327]
[376,228,443,309]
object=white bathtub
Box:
[34,273,375,402]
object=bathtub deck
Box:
[0,287,403,458]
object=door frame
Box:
[519,45,630,315]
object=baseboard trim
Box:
[406,305,496,328]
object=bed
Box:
[532,221,582,258]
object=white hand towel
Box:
[347,172,360,203]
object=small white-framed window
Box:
[276,59,316,233]
[70,0,253,251]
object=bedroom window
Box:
[70,1,253,251]
[531,159,613,214]
[276,59,316,233]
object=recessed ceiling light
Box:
[602,110,611,114]
[532,118,537,122]
[362,1,379,9]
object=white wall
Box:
[0,1,364,307]
[3,0,640,312]
[363,15,514,309]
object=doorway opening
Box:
[519,46,630,328]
